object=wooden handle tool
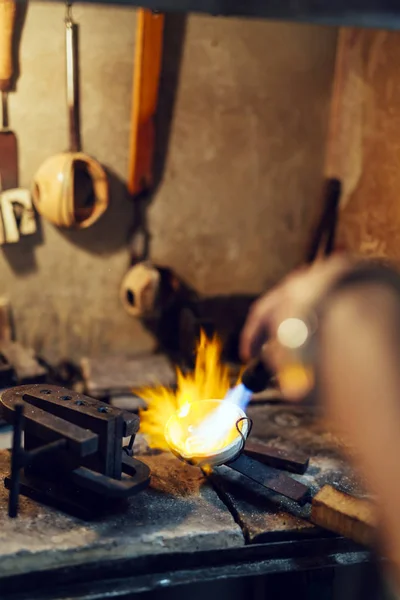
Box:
[311,485,376,546]
[0,0,18,204]
[128,9,164,197]
[0,0,16,93]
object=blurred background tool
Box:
[128,8,164,198]
[0,0,18,192]
[32,1,109,229]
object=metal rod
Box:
[65,2,81,152]
[123,434,136,457]
[9,402,24,518]
[1,92,9,130]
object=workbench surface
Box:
[0,402,369,599]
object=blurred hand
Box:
[240,255,354,396]
[241,255,353,360]
[241,255,400,586]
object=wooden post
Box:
[326,28,400,261]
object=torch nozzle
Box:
[241,357,274,394]
[222,357,274,413]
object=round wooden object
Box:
[120,262,161,318]
[32,152,108,229]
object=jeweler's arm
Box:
[320,284,400,589]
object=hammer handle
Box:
[0,0,16,92]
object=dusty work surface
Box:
[0,403,362,585]
[211,403,362,544]
[0,452,243,581]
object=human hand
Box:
[242,255,400,587]
[240,255,354,399]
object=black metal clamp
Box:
[2,384,151,518]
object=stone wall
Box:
[0,4,337,362]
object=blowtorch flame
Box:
[138,331,242,454]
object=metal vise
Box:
[0,384,151,518]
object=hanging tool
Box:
[0,0,18,192]
[128,8,164,197]
[0,0,37,245]
[32,1,108,229]
[125,9,164,263]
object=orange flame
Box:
[138,331,235,451]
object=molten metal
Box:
[165,399,250,467]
